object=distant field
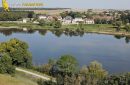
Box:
[0,74,37,85]
[34,9,70,15]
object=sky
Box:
[0,0,130,9]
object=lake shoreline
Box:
[86,31,130,37]
[0,26,130,37]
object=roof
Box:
[64,16,72,20]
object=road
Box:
[16,68,55,82]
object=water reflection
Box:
[0,28,85,37]
[114,35,130,43]
[0,28,129,44]
[0,28,36,36]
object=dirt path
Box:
[16,68,55,82]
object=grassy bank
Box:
[0,22,53,29]
[0,73,37,85]
[0,22,113,30]
[63,24,130,36]
[0,22,130,36]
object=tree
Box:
[55,55,79,76]
[80,61,108,85]
[125,25,130,32]
[38,19,46,26]
[125,19,129,25]
[99,73,130,85]
[0,11,34,21]
[53,20,62,28]
[37,79,56,85]
[88,61,108,79]
[60,11,68,18]
[28,11,34,19]
[115,21,122,31]
[0,38,32,68]
[0,53,15,75]
[36,64,52,75]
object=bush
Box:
[0,53,15,75]
[36,64,52,75]
[98,73,130,85]
[125,25,130,32]
[38,20,46,26]
[54,55,79,76]
[53,20,62,28]
[37,79,56,85]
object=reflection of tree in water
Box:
[0,29,13,36]
[38,29,47,36]
[28,29,35,34]
[52,29,63,37]
[0,28,85,37]
[0,28,36,36]
[114,35,130,43]
[125,37,130,43]
[3,29,130,43]
[114,35,124,39]
[0,29,23,36]
[56,28,85,37]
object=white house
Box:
[84,19,95,24]
[38,15,47,20]
[72,18,84,24]
[62,16,72,25]
[22,18,27,23]
[33,21,39,24]
[56,16,62,21]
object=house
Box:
[62,16,95,25]
[62,16,72,25]
[38,15,47,20]
[33,21,39,24]
[57,16,62,21]
[84,18,95,24]
[72,18,84,24]
[22,18,27,23]
[47,16,54,21]
[22,18,31,23]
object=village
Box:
[37,14,95,25]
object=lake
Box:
[0,28,130,74]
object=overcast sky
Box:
[0,0,130,9]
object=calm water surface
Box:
[0,29,130,73]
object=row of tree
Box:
[112,11,130,32]
[36,55,108,85]
[38,19,62,28]
[0,11,34,21]
[36,55,130,85]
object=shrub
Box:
[0,53,15,75]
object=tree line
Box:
[35,55,130,85]
[0,11,34,21]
